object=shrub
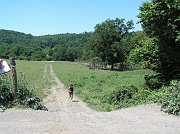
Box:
[144,74,163,89]
[16,73,47,110]
[161,81,180,116]
[0,74,47,111]
[103,85,138,107]
[0,75,13,106]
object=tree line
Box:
[0,29,149,66]
[0,30,91,61]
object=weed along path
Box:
[0,64,180,134]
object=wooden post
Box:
[10,57,17,100]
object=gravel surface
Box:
[0,64,179,134]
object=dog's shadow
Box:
[71,100,79,102]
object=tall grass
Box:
[52,61,156,111]
[15,60,52,99]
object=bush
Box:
[16,73,47,110]
[0,75,13,106]
[161,81,180,116]
[144,74,163,89]
[0,74,47,111]
[103,85,138,108]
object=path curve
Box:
[0,64,180,134]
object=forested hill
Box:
[0,29,92,61]
[0,29,34,45]
[0,27,143,65]
[0,29,91,46]
[37,32,92,48]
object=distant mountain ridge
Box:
[0,29,92,61]
[0,29,91,46]
[0,29,34,45]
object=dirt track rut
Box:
[0,64,180,134]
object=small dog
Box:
[68,84,74,100]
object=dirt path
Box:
[0,64,180,134]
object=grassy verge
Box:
[0,60,50,110]
[51,61,161,111]
[15,60,52,99]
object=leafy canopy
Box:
[93,18,134,69]
[138,0,180,81]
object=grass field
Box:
[15,60,52,99]
[12,60,163,111]
[51,61,158,111]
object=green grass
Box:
[15,60,52,99]
[7,60,163,111]
[51,61,156,111]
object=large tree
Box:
[138,0,180,81]
[93,18,134,69]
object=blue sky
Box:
[0,0,148,36]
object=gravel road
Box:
[0,64,179,134]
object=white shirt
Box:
[0,60,11,74]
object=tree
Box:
[0,45,7,58]
[138,0,180,81]
[93,18,134,69]
[129,37,159,70]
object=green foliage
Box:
[161,81,180,116]
[0,29,91,61]
[52,61,162,111]
[92,18,134,69]
[0,75,13,106]
[103,86,138,107]
[138,0,180,81]
[0,29,33,45]
[138,0,180,40]
[16,60,52,98]
[128,37,159,70]
[16,74,47,110]
[144,74,163,90]
[0,60,53,110]
[0,74,47,111]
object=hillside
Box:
[0,29,34,45]
[0,29,91,61]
